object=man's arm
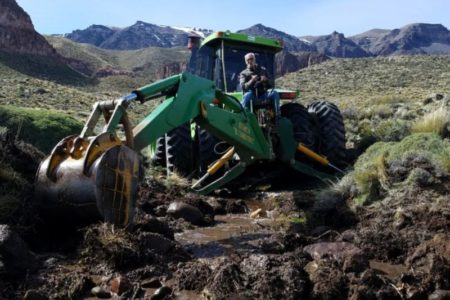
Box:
[240,70,258,91]
[259,67,273,89]
[239,71,247,90]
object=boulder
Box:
[167,202,205,225]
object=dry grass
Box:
[165,170,190,190]
[411,105,450,137]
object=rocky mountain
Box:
[275,50,329,75]
[238,24,315,52]
[65,25,118,47]
[66,21,212,50]
[0,0,59,57]
[349,29,391,53]
[65,21,450,59]
[303,31,370,58]
[350,23,450,56]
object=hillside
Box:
[46,36,190,81]
[278,55,450,105]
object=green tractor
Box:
[35,31,346,226]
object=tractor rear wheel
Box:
[307,101,346,166]
[151,123,194,176]
[281,103,316,150]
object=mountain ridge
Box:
[65,22,450,58]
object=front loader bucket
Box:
[35,132,140,226]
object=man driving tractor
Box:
[239,52,281,117]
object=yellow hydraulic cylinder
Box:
[192,147,235,188]
[297,143,344,174]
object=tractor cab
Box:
[187,31,285,100]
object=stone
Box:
[304,242,368,272]
[167,202,205,225]
[206,198,226,215]
[91,286,111,299]
[0,225,38,276]
[150,286,172,300]
[250,208,264,218]
[141,277,162,289]
[139,232,175,254]
[111,275,131,295]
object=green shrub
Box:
[0,105,83,153]
[373,119,411,142]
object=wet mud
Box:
[0,137,449,299]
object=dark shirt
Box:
[239,64,273,95]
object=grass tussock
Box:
[346,133,450,206]
[80,223,139,268]
[165,171,190,190]
[411,106,450,137]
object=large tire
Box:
[281,103,316,150]
[307,101,346,166]
[154,123,194,176]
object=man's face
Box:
[246,56,255,67]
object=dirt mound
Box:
[0,131,43,231]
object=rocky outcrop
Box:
[350,23,450,56]
[238,23,315,52]
[153,61,187,79]
[0,0,59,57]
[93,67,133,78]
[275,50,329,75]
[65,24,117,47]
[349,28,391,53]
[305,31,370,58]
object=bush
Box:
[0,105,83,153]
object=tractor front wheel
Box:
[151,123,194,176]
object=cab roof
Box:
[201,31,283,53]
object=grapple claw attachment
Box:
[35,132,140,226]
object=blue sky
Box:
[16,0,450,37]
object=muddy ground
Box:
[0,136,449,300]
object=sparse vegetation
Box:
[278,56,450,105]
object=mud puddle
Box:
[175,200,277,259]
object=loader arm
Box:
[131,72,271,162]
[35,72,273,226]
